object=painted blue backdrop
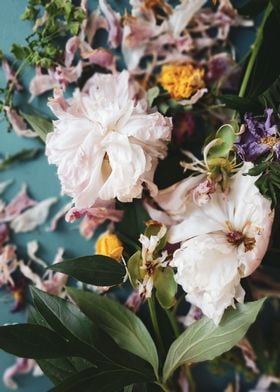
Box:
[0,1,256,391]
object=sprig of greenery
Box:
[11,0,85,68]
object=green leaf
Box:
[208,124,236,158]
[49,366,151,392]
[163,298,266,382]
[0,324,74,359]
[116,200,149,251]
[127,251,142,288]
[147,87,160,107]
[49,255,126,286]
[21,112,53,142]
[37,357,92,385]
[30,287,103,356]
[67,287,159,377]
[154,267,177,309]
[218,95,263,113]
[258,75,280,111]
[0,148,41,171]
[29,292,154,380]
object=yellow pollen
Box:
[260,136,277,147]
[144,0,172,14]
[158,64,205,100]
[95,232,123,261]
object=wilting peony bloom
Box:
[170,164,274,324]
[46,71,172,208]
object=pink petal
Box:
[64,36,81,67]
[0,223,9,248]
[0,185,37,223]
[47,201,73,232]
[3,358,35,390]
[80,45,116,71]
[85,10,108,44]
[99,0,122,48]
[10,197,57,233]
[4,108,37,138]
[29,67,57,97]
[1,58,22,91]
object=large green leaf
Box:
[21,111,53,142]
[67,288,159,377]
[30,290,154,381]
[0,324,73,359]
[31,287,104,360]
[49,366,152,392]
[49,255,126,286]
[37,357,92,385]
[163,299,265,382]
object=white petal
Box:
[11,197,57,233]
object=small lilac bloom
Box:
[235,109,280,161]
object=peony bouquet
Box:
[0,0,279,391]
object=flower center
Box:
[226,230,256,252]
[259,136,277,147]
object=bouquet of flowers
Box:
[0,0,279,391]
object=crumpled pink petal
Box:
[0,184,37,223]
[3,358,36,390]
[99,0,122,48]
[53,61,83,89]
[237,338,259,374]
[0,223,9,248]
[47,201,73,232]
[10,197,57,233]
[0,245,18,287]
[66,199,123,239]
[29,67,58,97]
[80,44,116,72]
[84,10,108,44]
[27,240,48,268]
[4,108,37,138]
[64,36,81,67]
[1,58,22,91]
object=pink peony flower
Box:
[46,71,172,208]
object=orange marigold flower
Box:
[158,64,205,100]
[95,232,123,261]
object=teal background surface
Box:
[0,1,257,391]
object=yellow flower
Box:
[158,63,205,100]
[95,232,123,261]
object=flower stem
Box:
[238,3,273,99]
[165,308,180,338]
[184,365,196,392]
[147,294,165,357]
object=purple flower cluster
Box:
[235,109,280,162]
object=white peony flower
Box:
[170,164,274,324]
[46,71,172,208]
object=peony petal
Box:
[10,197,57,233]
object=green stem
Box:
[165,309,180,338]
[155,382,171,392]
[238,3,273,99]
[147,294,165,357]
[232,3,273,121]
[184,366,196,392]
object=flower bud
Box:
[95,232,123,261]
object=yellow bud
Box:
[95,232,123,261]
